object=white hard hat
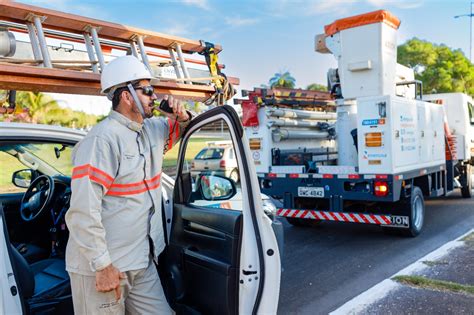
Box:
[100,55,153,100]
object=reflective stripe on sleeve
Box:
[72,164,114,189]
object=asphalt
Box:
[334,230,474,314]
[276,191,474,315]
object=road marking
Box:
[330,228,474,315]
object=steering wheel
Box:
[20,175,55,222]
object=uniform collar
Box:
[109,110,143,132]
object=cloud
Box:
[283,0,424,17]
[162,23,192,37]
[181,0,210,10]
[366,0,424,9]
[307,0,359,16]
[22,0,108,19]
[225,16,259,27]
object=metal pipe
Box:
[268,119,334,128]
[174,43,191,84]
[90,27,105,71]
[168,48,182,79]
[272,129,329,142]
[26,23,42,62]
[32,16,52,68]
[129,40,139,58]
[136,35,151,71]
[267,108,337,120]
[83,33,98,73]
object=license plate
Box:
[389,215,409,228]
[298,186,324,198]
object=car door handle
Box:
[242,270,257,275]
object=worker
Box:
[65,55,191,314]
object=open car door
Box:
[1,205,23,315]
[161,105,281,314]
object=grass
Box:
[393,275,474,296]
[422,260,449,267]
[461,232,474,245]
[0,144,73,193]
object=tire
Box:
[461,164,472,198]
[286,217,321,227]
[229,169,239,184]
[402,186,425,237]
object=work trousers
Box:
[69,260,172,314]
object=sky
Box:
[17,0,474,114]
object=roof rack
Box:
[0,1,238,102]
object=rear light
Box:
[219,160,226,168]
[374,181,389,197]
[249,138,262,150]
[365,132,383,147]
[191,162,195,169]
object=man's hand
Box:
[161,95,190,122]
[96,264,126,301]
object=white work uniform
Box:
[65,110,189,314]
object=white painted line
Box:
[330,228,474,315]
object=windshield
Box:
[0,142,74,193]
[195,148,224,160]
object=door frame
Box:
[174,105,266,313]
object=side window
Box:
[182,118,242,211]
[468,102,474,125]
[0,151,28,194]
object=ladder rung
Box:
[0,1,222,54]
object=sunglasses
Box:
[134,85,155,97]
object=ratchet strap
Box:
[199,41,235,105]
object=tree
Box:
[306,83,328,92]
[398,38,474,95]
[7,91,100,128]
[15,91,60,123]
[269,71,296,88]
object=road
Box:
[276,191,474,314]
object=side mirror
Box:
[12,169,33,188]
[198,174,236,201]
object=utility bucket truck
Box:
[237,10,474,237]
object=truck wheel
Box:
[461,164,472,198]
[403,186,425,237]
[286,217,321,227]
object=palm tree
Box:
[16,91,60,123]
[269,71,296,88]
[306,83,328,92]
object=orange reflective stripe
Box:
[106,182,161,196]
[174,119,180,139]
[167,118,174,150]
[72,164,114,189]
[106,173,161,196]
[109,173,161,189]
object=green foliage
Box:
[398,38,474,95]
[269,71,296,88]
[0,91,100,128]
[306,83,328,91]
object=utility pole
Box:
[454,1,474,63]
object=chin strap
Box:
[127,83,146,118]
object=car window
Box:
[195,148,224,160]
[0,151,29,193]
[182,119,242,211]
[0,143,74,194]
